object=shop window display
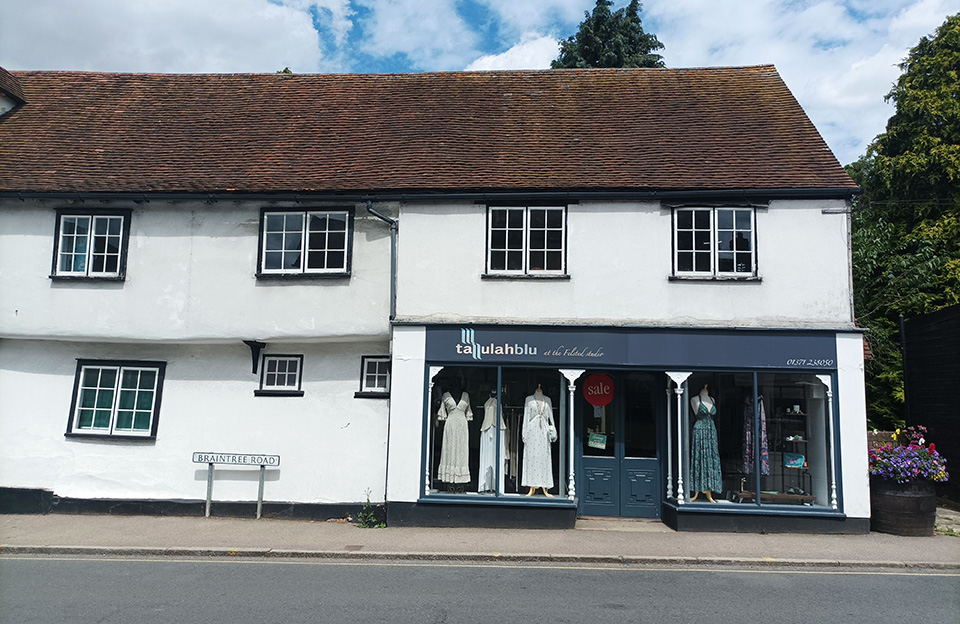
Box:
[427,366,565,497]
[682,372,832,507]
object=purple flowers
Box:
[869,441,949,484]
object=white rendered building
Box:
[0,66,868,531]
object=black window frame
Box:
[255,353,305,397]
[65,358,166,440]
[355,355,391,398]
[50,208,133,281]
[256,207,355,278]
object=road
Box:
[1,556,957,624]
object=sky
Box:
[1,0,957,165]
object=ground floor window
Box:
[427,366,566,498]
[66,359,166,438]
[255,354,304,396]
[680,372,833,508]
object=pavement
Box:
[2,509,959,569]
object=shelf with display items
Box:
[771,407,813,504]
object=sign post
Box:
[192,452,281,519]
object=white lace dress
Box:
[521,393,555,489]
[437,391,472,484]
[478,397,506,493]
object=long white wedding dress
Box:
[437,391,472,484]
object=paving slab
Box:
[1,513,958,569]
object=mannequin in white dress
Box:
[521,385,555,496]
[437,386,472,487]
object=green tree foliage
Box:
[848,13,960,429]
[551,0,664,69]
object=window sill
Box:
[50,275,125,282]
[481,273,570,281]
[668,275,762,283]
[254,390,305,397]
[419,493,576,508]
[255,272,350,280]
[65,432,156,442]
[355,391,390,399]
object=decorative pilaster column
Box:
[665,384,674,500]
[816,374,838,510]
[559,369,585,501]
[425,366,443,497]
[666,371,692,505]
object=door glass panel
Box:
[582,394,614,458]
[623,372,657,458]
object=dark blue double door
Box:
[578,372,662,518]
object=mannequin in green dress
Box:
[690,385,722,502]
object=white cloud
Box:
[475,0,587,37]
[0,0,325,73]
[282,0,355,47]
[465,33,560,70]
[356,0,480,70]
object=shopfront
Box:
[386,324,869,532]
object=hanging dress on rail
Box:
[478,396,506,493]
[743,395,770,475]
[690,399,723,494]
[437,391,472,484]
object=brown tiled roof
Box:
[0,66,857,195]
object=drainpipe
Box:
[366,200,398,511]
[366,200,398,321]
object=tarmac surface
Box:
[2,509,959,568]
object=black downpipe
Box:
[365,200,397,321]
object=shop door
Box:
[579,372,661,518]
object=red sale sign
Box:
[583,373,614,407]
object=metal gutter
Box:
[1,186,861,203]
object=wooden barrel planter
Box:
[870,478,937,536]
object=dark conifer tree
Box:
[552,0,664,69]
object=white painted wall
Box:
[395,199,854,328]
[0,94,17,115]
[0,199,392,342]
[836,332,870,519]
[386,325,427,503]
[0,338,390,504]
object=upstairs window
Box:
[259,209,353,276]
[487,206,566,275]
[52,211,131,279]
[674,208,756,277]
[66,360,166,438]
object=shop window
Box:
[66,360,166,438]
[258,209,352,276]
[486,206,566,275]
[52,210,131,280]
[681,372,832,508]
[255,354,304,396]
[427,367,565,497]
[674,207,755,277]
